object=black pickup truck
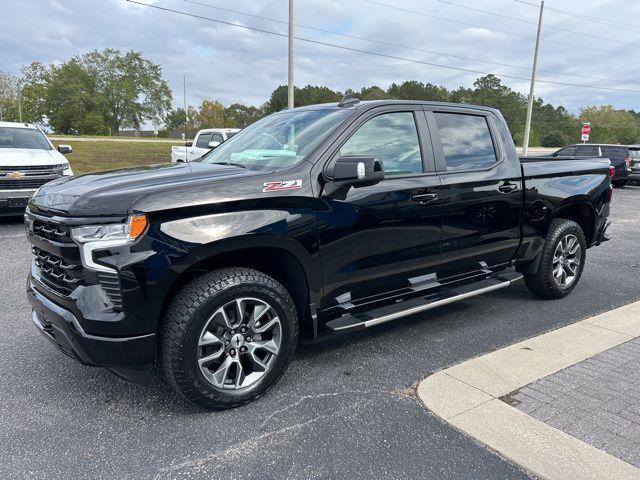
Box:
[25,99,612,409]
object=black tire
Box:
[524,218,586,299]
[159,268,298,409]
[612,180,628,188]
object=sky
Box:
[1,0,639,114]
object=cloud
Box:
[1,0,638,115]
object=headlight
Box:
[71,215,148,244]
[71,215,148,273]
[62,162,73,176]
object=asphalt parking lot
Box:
[1,186,639,480]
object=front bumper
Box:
[27,279,155,384]
[0,189,36,215]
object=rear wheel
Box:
[160,268,298,409]
[612,180,628,187]
[524,219,586,299]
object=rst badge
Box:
[262,179,303,192]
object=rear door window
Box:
[574,146,599,156]
[434,113,497,171]
[602,146,627,159]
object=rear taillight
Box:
[609,166,616,177]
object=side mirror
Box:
[208,141,221,149]
[331,156,384,187]
[57,144,72,154]
[185,141,193,147]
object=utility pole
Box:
[17,82,23,123]
[522,0,544,157]
[183,74,188,159]
[287,0,294,109]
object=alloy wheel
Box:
[552,234,582,288]
[197,297,282,390]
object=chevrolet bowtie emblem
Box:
[6,171,24,179]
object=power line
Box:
[438,0,639,47]
[124,0,640,94]
[363,0,614,54]
[178,0,632,85]
[510,0,637,30]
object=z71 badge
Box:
[262,179,303,192]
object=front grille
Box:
[32,217,73,244]
[32,246,85,295]
[28,212,123,310]
[0,178,55,189]
[0,164,65,173]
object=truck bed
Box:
[520,156,611,177]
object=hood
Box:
[0,148,67,167]
[30,161,257,216]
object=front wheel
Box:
[524,218,586,299]
[160,268,298,409]
[612,180,628,188]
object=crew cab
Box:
[551,143,632,187]
[25,100,612,409]
[171,128,240,163]
[0,122,73,215]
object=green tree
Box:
[193,99,226,129]
[225,103,264,128]
[43,60,105,134]
[359,86,391,100]
[82,49,172,133]
[578,105,640,144]
[0,71,19,121]
[164,107,187,131]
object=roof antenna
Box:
[338,94,360,108]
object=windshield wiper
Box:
[210,161,248,169]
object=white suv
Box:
[0,122,73,215]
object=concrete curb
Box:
[417,301,640,480]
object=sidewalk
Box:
[417,301,640,480]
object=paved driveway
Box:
[1,187,639,479]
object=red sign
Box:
[581,123,591,135]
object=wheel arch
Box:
[552,201,596,245]
[158,242,318,340]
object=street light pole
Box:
[287,0,294,109]
[522,0,544,157]
[17,82,23,123]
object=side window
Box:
[434,113,497,171]
[575,146,598,156]
[196,132,213,148]
[339,112,422,176]
[211,132,224,143]
[556,146,576,156]
[602,147,625,159]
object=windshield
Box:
[629,148,640,159]
[0,127,51,150]
[200,109,350,169]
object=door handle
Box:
[411,193,439,204]
[498,183,519,194]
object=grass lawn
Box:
[52,140,173,175]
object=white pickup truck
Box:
[171,128,240,163]
[0,121,73,215]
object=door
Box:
[189,132,213,160]
[317,108,442,310]
[427,108,523,279]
